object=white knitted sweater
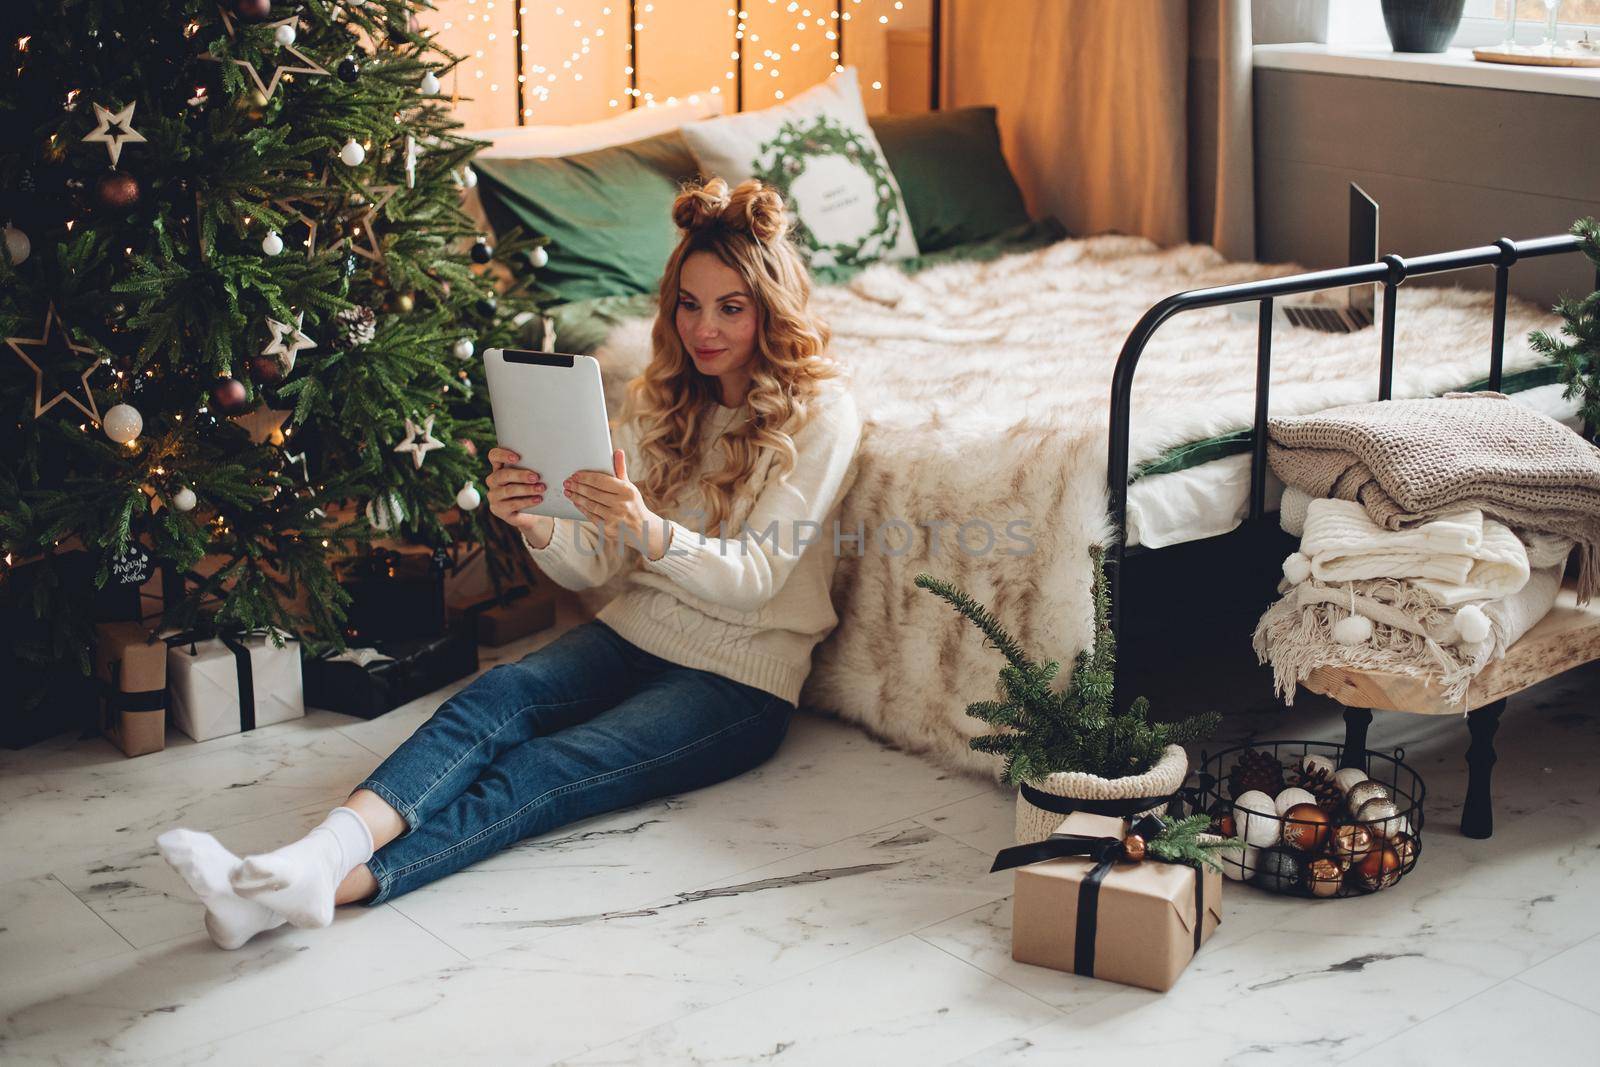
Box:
[522,382,864,705]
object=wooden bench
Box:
[1302,576,1600,839]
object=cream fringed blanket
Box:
[580,235,1564,781]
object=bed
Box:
[558,231,1581,780]
[466,101,1583,783]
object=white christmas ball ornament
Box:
[1233,790,1279,848]
[1301,753,1336,779]
[103,403,144,444]
[173,486,198,512]
[1454,603,1492,644]
[3,223,30,266]
[339,139,367,166]
[365,493,405,532]
[1332,613,1374,645]
[1274,787,1317,816]
[274,23,297,47]
[420,71,441,96]
[1220,844,1259,882]
[456,482,482,511]
[462,166,478,189]
[1333,767,1369,795]
[452,338,475,361]
[1282,552,1312,585]
[528,245,548,269]
[261,230,284,256]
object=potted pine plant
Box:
[1531,216,1600,447]
[915,545,1221,844]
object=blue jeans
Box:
[352,619,796,905]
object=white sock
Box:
[229,806,375,928]
[155,828,288,951]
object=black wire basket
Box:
[1191,740,1426,899]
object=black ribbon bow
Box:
[992,789,1209,979]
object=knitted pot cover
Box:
[1012,744,1189,845]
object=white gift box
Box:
[164,631,305,742]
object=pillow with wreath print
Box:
[678,67,920,271]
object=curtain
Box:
[945,0,1256,262]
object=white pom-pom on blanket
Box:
[1283,552,1312,585]
[1454,603,1492,644]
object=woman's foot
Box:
[155,828,288,950]
[230,806,375,929]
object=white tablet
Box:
[483,348,615,523]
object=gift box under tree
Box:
[302,628,478,720]
[93,621,168,758]
[164,630,305,742]
[340,546,449,643]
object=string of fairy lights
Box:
[439,0,916,123]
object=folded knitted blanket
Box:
[1267,392,1600,602]
[1253,562,1566,709]
[1299,497,1530,605]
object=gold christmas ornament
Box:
[1306,855,1346,897]
[392,292,415,313]
[1344,780,1392,816]
[1354,845,1403,891]
[1329,823,1374,865]
[1356,796,1405,840]
[1280,802,1332,852]
[1391,831,1418,867]
[1121,834,1146,862]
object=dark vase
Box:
[1380,0,1468,53]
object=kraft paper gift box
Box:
[448,584,557,647]
[1004,811,1222,992]
[93,622,168,758]
[165,631,305,742]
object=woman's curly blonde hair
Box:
[620,176,846,537]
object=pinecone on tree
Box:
[1289,764,1343,814]
[336,305,377,348]
[1228,748,1285,799]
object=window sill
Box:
[1253,43,1600,100]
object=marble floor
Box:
[2,592,1598,1065]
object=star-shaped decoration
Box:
[82,102,146,168]
[230,405,291,445]
[270,195,324,259]
[203,15,329,102]
[284,448,311,483]
[393,413,444,469]
[346,180,402,265]
[6,303,104,422]
[262,310,315,373]
[404,136,420,189]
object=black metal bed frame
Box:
[1103,231,1596,838]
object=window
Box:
[1327,0,1600,49]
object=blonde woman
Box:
[155,177,865,949]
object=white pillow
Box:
[465,91,728,159]
[677,67,920,271]
[461,92,727,242]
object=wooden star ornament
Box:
[6,303,104,422]
[347,180,402,265]
[261,310,315,373]
[203,15,329,101]
[393,413,444,470]
[82,101,146,168]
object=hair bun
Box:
[672,177,789,246]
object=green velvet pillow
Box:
[473,131,703,304]
[867,106,1031,253]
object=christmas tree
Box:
[1,2,552,710]
[914,545,1221,785]
[1530,216,1600,444]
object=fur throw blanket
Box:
[583,235,1563,781]
[1268,392,1600,603]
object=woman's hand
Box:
[486,446,555,547]
[564,450,665,559]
